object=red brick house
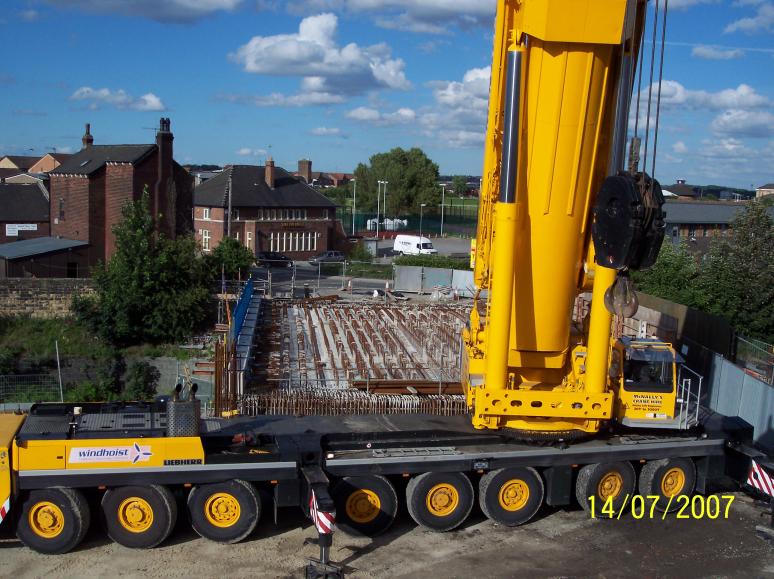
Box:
[294,159,353,188]
[49,119,193,266]
[194,160,339,259]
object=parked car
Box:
[256,251,292,267]
[308,250,345,265]
[393,235,438,256]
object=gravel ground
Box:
[1,491,772,578]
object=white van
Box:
[393,235,437,256]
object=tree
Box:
[206,237,254,280]
[694,201,774,341]
[353,148,440,216]
[631,241,702,307]
[74,189,211,346]
[451,176,469,198]
[124,360,160,401]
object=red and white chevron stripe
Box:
[309,490,335,535]
[0,496,10,526]
[748,459,774,498]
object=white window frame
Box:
[246,231,252,248]
[202,207,210,220]
[202,229,210,251]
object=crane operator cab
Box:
[611,337,698,430]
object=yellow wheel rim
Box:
[117,497,154,533]
[661,467,686,497]
[597,472,624,500]
[29,501,65,539]
[498,479,530,512]
[426,483,459,517]
[204,492,242,528]
[345,489,381,524]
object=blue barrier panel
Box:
[230,278,254,344]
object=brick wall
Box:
[0,278,96,318]
[50,175,90,242]
[105,163,136,260]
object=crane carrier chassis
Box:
[1,400,770,577]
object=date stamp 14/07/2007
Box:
[588,494,735,520]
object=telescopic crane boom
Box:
[463,0,668,436]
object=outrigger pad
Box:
[592,171,665,271]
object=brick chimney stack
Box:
[82,123,93,149]
[154,117,174,237]
[298,158,312,184]
[265,156,275,189]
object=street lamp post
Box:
[351,178,357,235]
[382,180,388,228]
[376,180,383,239]
[419,203,427,243]
[440,184,446,237]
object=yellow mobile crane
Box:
[0,1,771,574]
[464,0,673,436]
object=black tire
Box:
[16,487,90,554]
[406,472,474,532]
[332,475,398,537]
[101,485,177,548]
[638,458,696,512]
[575,461,636,514]
[479,467,544,526]
[188,479,261,543]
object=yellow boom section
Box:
[465,0,644,434]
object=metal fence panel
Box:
[422,267,453,291]
[0,374,60,403]
[707,354,774,451]
[394,266,423,293]
[451,269,476,297]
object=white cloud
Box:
[236,147,267,156]
[310,126,343,136]
[43,0,241,23]
[711,109,774,137]
[221,91,345,107]
[70,87,167,111]
[19,9,40,21]
[346,106,416,125]
[282,0,495,34]
[229,13,409,106]
[672,141,688,153]
[652,81,769,110]
[724,2,774,33]
[691,45,744,59]
[417,66,490,148]
[669,0,718,8]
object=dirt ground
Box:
[1,491,772,579]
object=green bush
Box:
[123,360,160,401]
[394,254,470,270]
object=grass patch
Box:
[346,263,393,280]
[0,316,112,362]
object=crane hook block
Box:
[592,172,665,271]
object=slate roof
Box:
[194,165,337,208]
[758,183,774,190]
[50,144,155,176]
[0,168,21,182]
[663,200,774,225]
[1,155,39,170]
[0,182,50,221]
[0,237,88,260]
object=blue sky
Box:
[0,0,772,188]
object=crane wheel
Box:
[479,467,544,526]
[638,458,696,512]
[332,475,398,537]
[575,461,636,515]
[188,479,261,543]
[16,487,90,554]
[101,485,177,549]
[406,472,474,532]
